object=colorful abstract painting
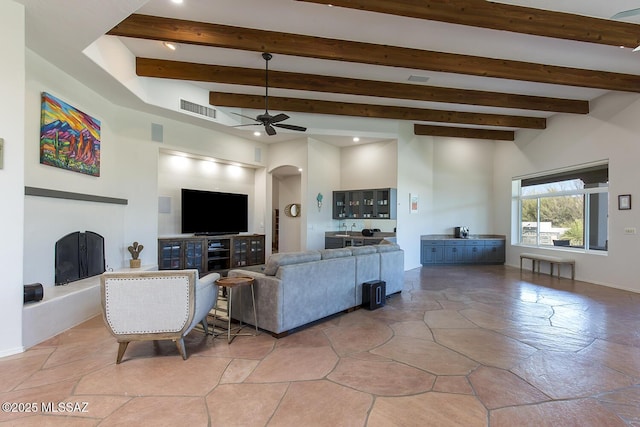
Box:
[40,92,101,177]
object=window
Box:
[513,163,608,252]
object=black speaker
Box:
[362,280,386,310]
[24,283,44,303]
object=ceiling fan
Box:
[233,53,307,136]
[610,7,640,51]
[611,7,640,20]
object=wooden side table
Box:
[214,276,258,343]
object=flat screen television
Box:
[181,188,248,235]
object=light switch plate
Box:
[0,138,4,169]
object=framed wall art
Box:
[618,194,631,210]
[410,193,419,214]
[40,92,101,177]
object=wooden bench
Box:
[520,253,575,280]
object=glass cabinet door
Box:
[333,191,348,219]
[375,189,390,218]
[159,241,182,270]
[347,191,361,218]
[233,238,248,267]
[361,190,375,219]
[184,240,204,272]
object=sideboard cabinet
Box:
[421,235,505,265]
[158,234,265,274]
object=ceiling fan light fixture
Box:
[231,52,307,136]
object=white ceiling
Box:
[15,0,640,146]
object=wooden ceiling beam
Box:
[209,92,546,129]
[297,0,640,49]
[109,15,640,93]
[414,124,514,141]
[137,57,589,114]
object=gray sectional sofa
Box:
[227,243,404,337]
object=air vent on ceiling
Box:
[408,75,430,83]
[180,99,216,119]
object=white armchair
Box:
[100,269,219,363]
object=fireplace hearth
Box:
[54,231,105,285]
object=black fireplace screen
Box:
[55,231,105,285]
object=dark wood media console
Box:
[158,234,265,275]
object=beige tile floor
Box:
[2,265,639,426]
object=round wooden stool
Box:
[214,276,258,343]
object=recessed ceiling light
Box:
[298,168,303,172]
[353,137,360,142]
[253,131,261,136]
[163,41,177,51]
[171,0,184,4]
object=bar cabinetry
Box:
[333,188,396,220]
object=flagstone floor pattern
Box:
[1,265,639,426]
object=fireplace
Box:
[54,231,105,285]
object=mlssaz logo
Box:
[41,402,89,413]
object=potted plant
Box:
[128,241,144,268]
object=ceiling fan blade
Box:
[271,113,290,123]
[611,8,640,19]
[265,124,277,136]
[274,123,307,132]
[231,111,259,122]
[232,123,260,128]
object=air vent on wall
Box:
[180,99,216,119]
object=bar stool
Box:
[214,276,258,343]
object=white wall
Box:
[268,139,308,249]
[0,1,26,357]
[395,123,497,269]
[276,175,302,252]
[307,138,341,250]
[493,92,640,292]
[157,152,257,237]
[340,139,398,189]
[338,140,399,233]
[23,51,154,285]
[396,123,435,269]
[22,48,267,288]
[431,137,495,235]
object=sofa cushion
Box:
[375,243,401,253]
[320,248,353,260]
[350,246,377,256]
[263,250,321,276]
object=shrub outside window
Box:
[513,163,608,252]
